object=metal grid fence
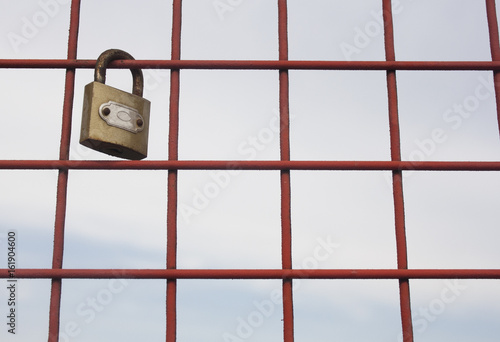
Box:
[2,1,500,341]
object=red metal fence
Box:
[2,1,500,341]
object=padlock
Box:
[80,49,151,160]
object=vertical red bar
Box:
[278,1,294,341]
[47,1,81,341]
[485,0,500,135]
[382,1,414,341]
[167,0,182,341]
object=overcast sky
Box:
[1,0,500,341]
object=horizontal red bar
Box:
[1,59,500,71]
[2,268,500,279]
[0,160,500,171]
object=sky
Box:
[1,0,500,341]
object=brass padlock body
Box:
[80,81,151,160]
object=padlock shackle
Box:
[94,49,144,97]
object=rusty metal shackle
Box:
[94,49,144,97]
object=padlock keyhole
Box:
[107,147,123,155]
